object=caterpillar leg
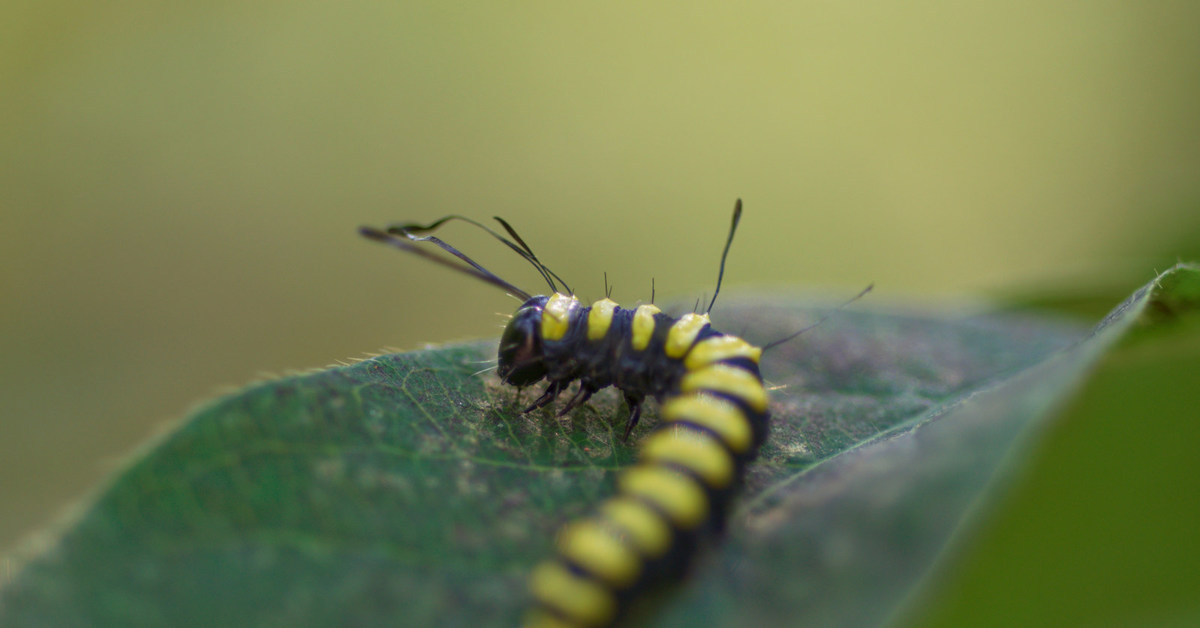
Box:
[523,380,568,413]
[620,393,645,442]
[556,384,597,417]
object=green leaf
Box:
[895,264,1200,628]
[2,264,1195,628]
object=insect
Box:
[360,200,771,628]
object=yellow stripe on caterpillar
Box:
[660,394,754,455]
[586,298,619,341]
[664,312,711,359]
[680,364,768,413]
[639,425,736,489]
[683,335,762,370]
[630,304,662,350]
[598,496,673,558]
[617,465,709,530]
[555,519,643,588]
[541,293,580,342]
[529,560,617,627]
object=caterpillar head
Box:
[497,295,549,386]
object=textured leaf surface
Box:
[899,264,1200,628]
[4,266,1195,627]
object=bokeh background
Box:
[3,1,1198,568]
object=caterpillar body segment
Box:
[498,293,769,628]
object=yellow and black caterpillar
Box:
[361,201,769,627]
[511,292,768,628]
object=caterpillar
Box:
[361,200,769,628]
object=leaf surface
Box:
[4,265,1195,627]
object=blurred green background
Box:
[2,0,1198,566]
